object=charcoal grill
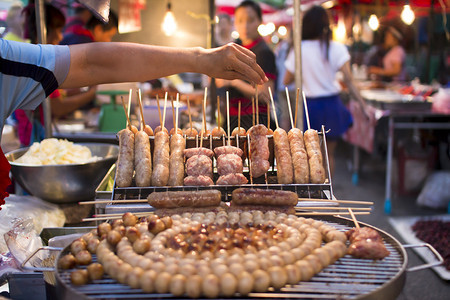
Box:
[52,216,442,300]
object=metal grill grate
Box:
[56,218,406,300]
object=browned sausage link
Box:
[168,133,186,186]
[116,129,135,187]
[248,124,270,177]
[151,131,170,186]
[273,128,294,184]
[288,128,309,184]
[231,188,298,206]
[148,189,221,208]
[134,131,152,187]
[303,129,326,184]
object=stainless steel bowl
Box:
[6,143,119,203]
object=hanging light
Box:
[162,1,177,36]
[333,18,346,42]
[278,25,287,36]
[401,4,415,25]
[368,14,379,31]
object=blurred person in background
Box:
[61,2,93,40]
[14,2,96,146]
[215,13,234,47]
[368,25,406,82]
[216,0,276,131]
[284,5,368,176]
[3,2,29,43]
[60,10,118,45]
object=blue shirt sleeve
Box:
[0,39,70,133]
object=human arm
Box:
[283,70,294,86]
[60,42,267,89]
[340,61,369,119]
[50,86,97,118]
[367,61,402,78]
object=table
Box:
[344,97,450,214]
[383,112,450,214]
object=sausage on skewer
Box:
[134,130,152,187]
[151,130,170,186]
[304,129,326,184]
[248,124,270,178]
[116,128,135,187]
[288,128,309,184]
[168,133,185,186]
[273,127,294,184]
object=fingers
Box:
[231,44,267,85]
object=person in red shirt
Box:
[216,0,276,131]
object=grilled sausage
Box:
[248,124,270,178]
[288,128,309,184]
[303,129,326,184]
[134,131,152,187]
[273,128,294,184]
[148,189,221,208]
[151,131,170,186]
[232,188,298,206]
[168,133,186,186]
[116,129,135,187]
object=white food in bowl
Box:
[16,138,100,165]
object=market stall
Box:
[343,84,450,213]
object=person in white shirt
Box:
[284,5,367,176]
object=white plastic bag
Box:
[417,171,450,209]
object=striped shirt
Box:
[0,39,70,139]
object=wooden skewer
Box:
[175,93,180,132]
[267,102,270,129]
[83,213,150,222]
[120,96,132,130]
[170,96,176,131]
[93,212,152,218]
[187,96,193,133]
[298,198,374,205]
[200,131,204,148]
[238,101,241,134]
[162,92,168,130]
[295,212,370,216]
[251,97,255,127]
[268,87,279,129]
[79,199,147,205]
[202,87,207,134]
[299,207,372,211]
[348,208,361,229]
[286,87,294,129]
[137,89,146,129]
[226,91,231,146]
[294,88,300,128]
[255,85,259,124]
[127,88,133,125]
[302,91,311,130]
[155,94,163,128]
[217,95,221,132]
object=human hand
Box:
[368,66,382,76]
[199,43,268,85]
